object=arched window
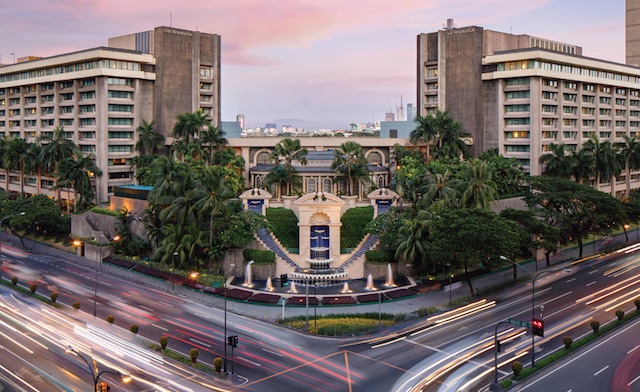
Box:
[378,175,384,188]
[323,178,332,193]
[255,175,262,188]
[308,178,317,193]
[367,151,383,165]
[256,151,271,164]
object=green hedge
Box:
[340,206,374,249]
[243,249,276,264]
[366,250,395,264]
[90,206,120,217]
[266,208,299,249]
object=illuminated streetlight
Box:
[65,346,131,391]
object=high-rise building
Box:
[0,26,221,203]
[384,112,395,121]
[236,113,245,129]
[416,21,640,196]
[627,0,640,66]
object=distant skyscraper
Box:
[265,123,277,129]
[384,112,395,121]
[236,113,245,129]
[406,103,416,122]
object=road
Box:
[0,241,639,391]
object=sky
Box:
[0,0,627,129]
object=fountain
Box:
[365,273,376,290]
[341,282,352,293]
[385,263,396,287]
[288,281,298,294]
[243,260,255,287]
[265,277,274,292]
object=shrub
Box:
[130,324,139,334]
[106,315,115,324]
[590,320,600,334]
[616,309,625,321]
[190,348,199,363]
[50,292,58,303]
[11,276,18,286]
[340,206,374,249]
[29,283,37,294]
[635,298,640,311]
[266,208,299,248]
[365,249,395,264]
[213,357,224,372]
[159,336,168,350]
[243,249,276,264]
[563,336,573,349]
[90,206,120,217]
[72,302,81,310]
[511,361,523,378]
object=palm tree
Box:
[135,120,165,156]
[3,137,30,196]
[56,155,102,212]
[270,138,308,195]
[198,125,228,165]
[264,165,289,201]
[460,159,498,210]
[583,135,621,192]
[0,137,8,192]
[39,127,79,203]
[434,112,471,160]
[618,135,640,198]
[24,141,44,195]
[570,148,594,185]
[420,170,460,209]
[395,210,435,274]
[331,141,369,196]
[410,115,435,161]
[173,110,210,144]
[539,143,573,178]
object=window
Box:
[82,78,95,87]
[199,95,211,102]
[42,95,54,103]
[505,118,530,125]
[307,178,316,193]
[505,104,530,112]
[40,119,53,127]
[80,145,96,152]
[505,145,530,152]
[80,91,96,100]
[108,104,133,112]
[505,91,530,99]
[61,119,74,126]
[600,108,612,116]
[41,83,54,91]
[541,131,558,139]
[107,78,132,86]
[108,90,132,99]
[583,84,595,92]
[81,131,95,139]
[108,145,133,152]
[563,132,577,140]
[582,131,595,138]
[542,92,557,100]
[426,83,438,90]
[79,105,95,113]
[600,120,612,127]
[108,131,133,139]
[60,93,74,102]
[109,158,129,166]
[199,67,212,78]
[59,106,74,114]
[600,97,612,104]
[582,107,595,115]
[583,119,596,127]
[80,118,96,126]
[542,118,558,126]
[582,95,595,103]
[616,98,626,106]
[25,97,36,105]
[564,82,577,89]
[563,106,577,114]
[600,86,611,93]
[563,93,577,102]
[200,82,212,90]
[108,118,133,126]
[41,107,54,115]
[543,79,558,88]
[59,81,74,89]
[616,109,627,116]
[616,121,627,127]
[563,119,577,127]
[108,172,132,179]
[505,131,530,138]
[542,105,557,113]
[505,78,530,85]
[427,68,438,77]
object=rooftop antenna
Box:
[170,11,172,27]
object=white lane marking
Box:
[101,281,111,287]
[152,324,168,331]
[586,281,596,287]
[594,365,609,376]
[629,374,640,386]
[158,301,173,308]
[262,348,284,357]
[194,313,210,320]
[566,278,576,283]
[588,270,598,275]
[190,338,211,348]
[237,356,262,367]
[541,291,573,306]
[628,345,639,354]
[140,305,154,312]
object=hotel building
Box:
[418,19,640,195]
[0,26,220,203]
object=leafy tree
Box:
[198,124,228,165]
[479,148,527,197]
[419,170,460,210]
[427,208,525,294]
[331,141,370,196]
[390,155,428,206]
[173,110,210,144]
[570,148,594,185]
[366,207,412,251]
[3,137,30,196]
[395,210,436,275]
[39,127,80,203]
[525,176,628,258]
[583,135,621,191]
[56,155,101,212]
[135,120,165,156]
[617,135,640,198]
[539,143,573,178]
[500,208,560,269]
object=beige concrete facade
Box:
[627,0,640,66]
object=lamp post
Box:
[223,274,228,373]
[65,346,131,391]
[172,251,178,292]
[499,256,568,369]
[314,283,318,330]
[446,262,452,305]
[0,212,25,261]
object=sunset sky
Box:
[0,0,627,129]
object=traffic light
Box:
[227,336,233,346]
[280,274,289,287]
[233,335,238,348]
[532,318,544,337]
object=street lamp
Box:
[446,263,452,305]
[172,251,178,292]
[0,212,25,262]
[65,346,131,391]
[499,256,569,368]
[94,234,120,317]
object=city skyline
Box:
[1,0,626,129]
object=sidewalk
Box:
[8,228,637,323]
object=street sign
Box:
[507,317,531,329]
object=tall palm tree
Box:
[270,138,308,195]
[570,148,594,185]
[24,141,44,195]
[539,143,573,178]
[618,135,640,198]
[395,210,435,274]
[460,159,498,210]
[0,137,8,192]
[410,115,435,161]
[583,135,621,192]
[331,141,369,196]
[173,111,210,144]
[198,124,228,165]
[3,137,30,196]
[39,126,79,203]
[434,113,471,160]
[420,170,460,209]
[56,155,102,212]
[135,120,165,156]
